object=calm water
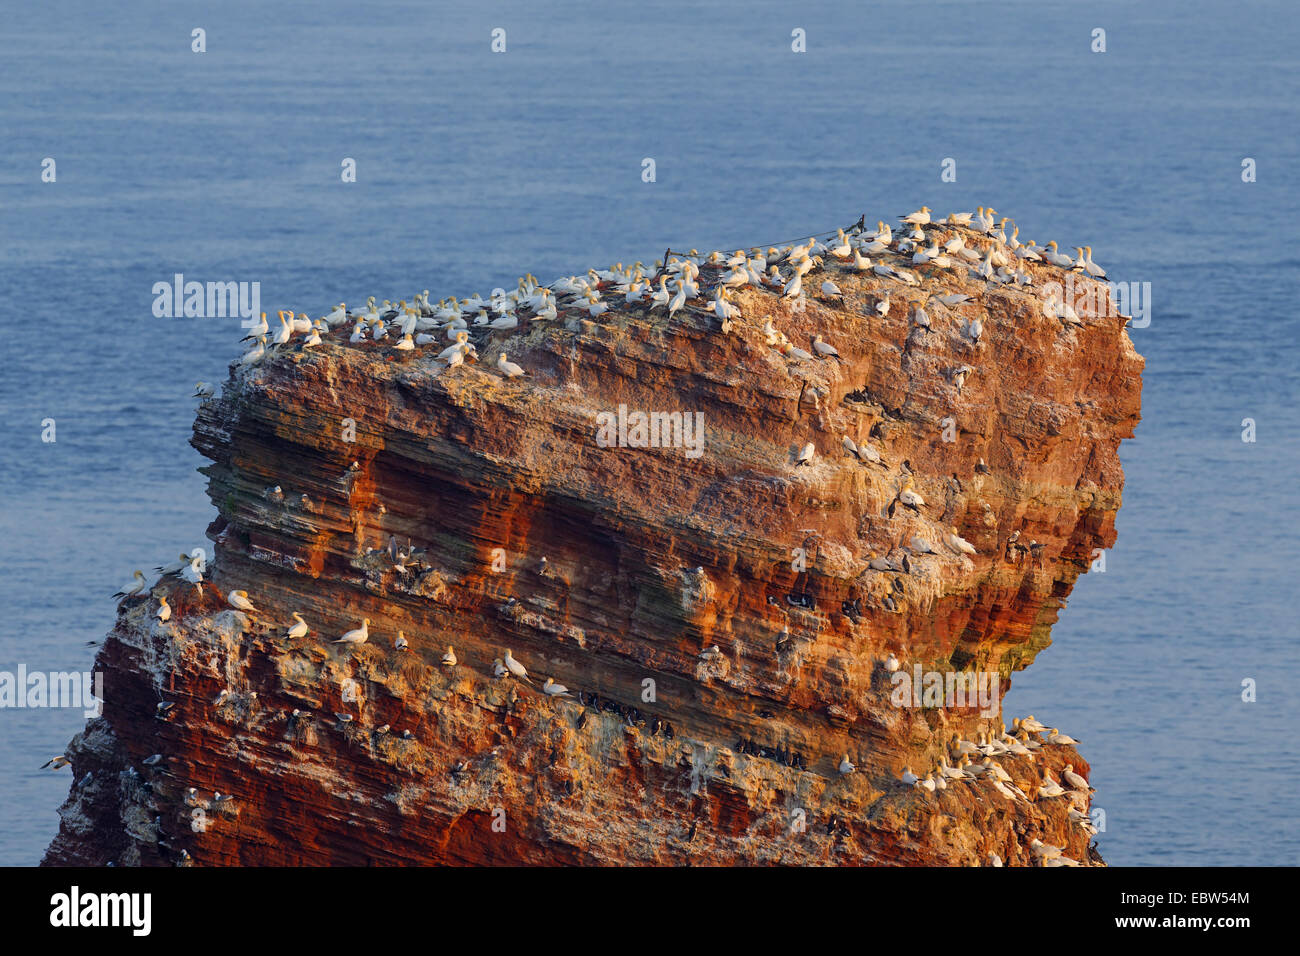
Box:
[2,0,1296,866]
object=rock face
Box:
[44,216,1142,866]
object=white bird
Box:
[271,313,292,346]
[668,282,688,316]
[1048,728,1081,746]
[897,478,925,510]
[441,645,457,666]
[181,555,204,588]
[286,613,309,639]
[227,589,256,613]
[1030,838,1063,859]
[812,335,840,360]
[239,337,266,367]
[112,570,147,600]
[838,754,856,775]
[945,527,977,556]
[820,280,842,298]
[193,382,215,399]
[333,618,370,644]
[855,440,883,465]
[885,653,900,672]
[503,648,532,684]
[1038,774,1067,799]
[919,773,937,792]
[910,535,936,555]
[155,552,190,576]
[900,767,918,785]
[1083,245,1108,279]
[900,206,931,225]
[1062,764,1093,791]
[496,353,526,378]
[543,677,571,697]
[395,632,409,651]
[795,442,816,467]
[492,658,509,678]
[155,596,171,622]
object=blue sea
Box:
[1,0,1296,866]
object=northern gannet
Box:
[1047,728,1081,746]
[897,478,925,511]
[820,279,843,298]
[333,618,370,644]
[240,313,269,341]
[496,353,526,378]
[1029,838,1062,859]
[838,754,856,774]
[503,648,533,684]
[668,282,688,315]
[286,613,309,639]
[945,527,977,556]
[441,645,457,666]
[227,589,256,613]
[900,767,918,785]
[885,653,900,672]
[271,313,292,345]
[40,754,71,770]
[812,335,840,359]
[795,442,816,467]
[181,555,204,588]
[193,382,215,399]
[911,301,931,329]
[112,570,147,600]
[155,596,171,622]
[395,631,409,651]
[543,677,571,697]
[1083,246,1107,279]
[1037,773,1066,799]
[239,337,266,366]
[1041,241,1074,269]
[1062,764,1093,791]
[900,206,931,225]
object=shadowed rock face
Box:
[45,219,1142,866]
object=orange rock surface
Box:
[44,218,1142,866]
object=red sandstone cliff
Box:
[44,214,1142,866]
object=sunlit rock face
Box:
[44,219,1141,866]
